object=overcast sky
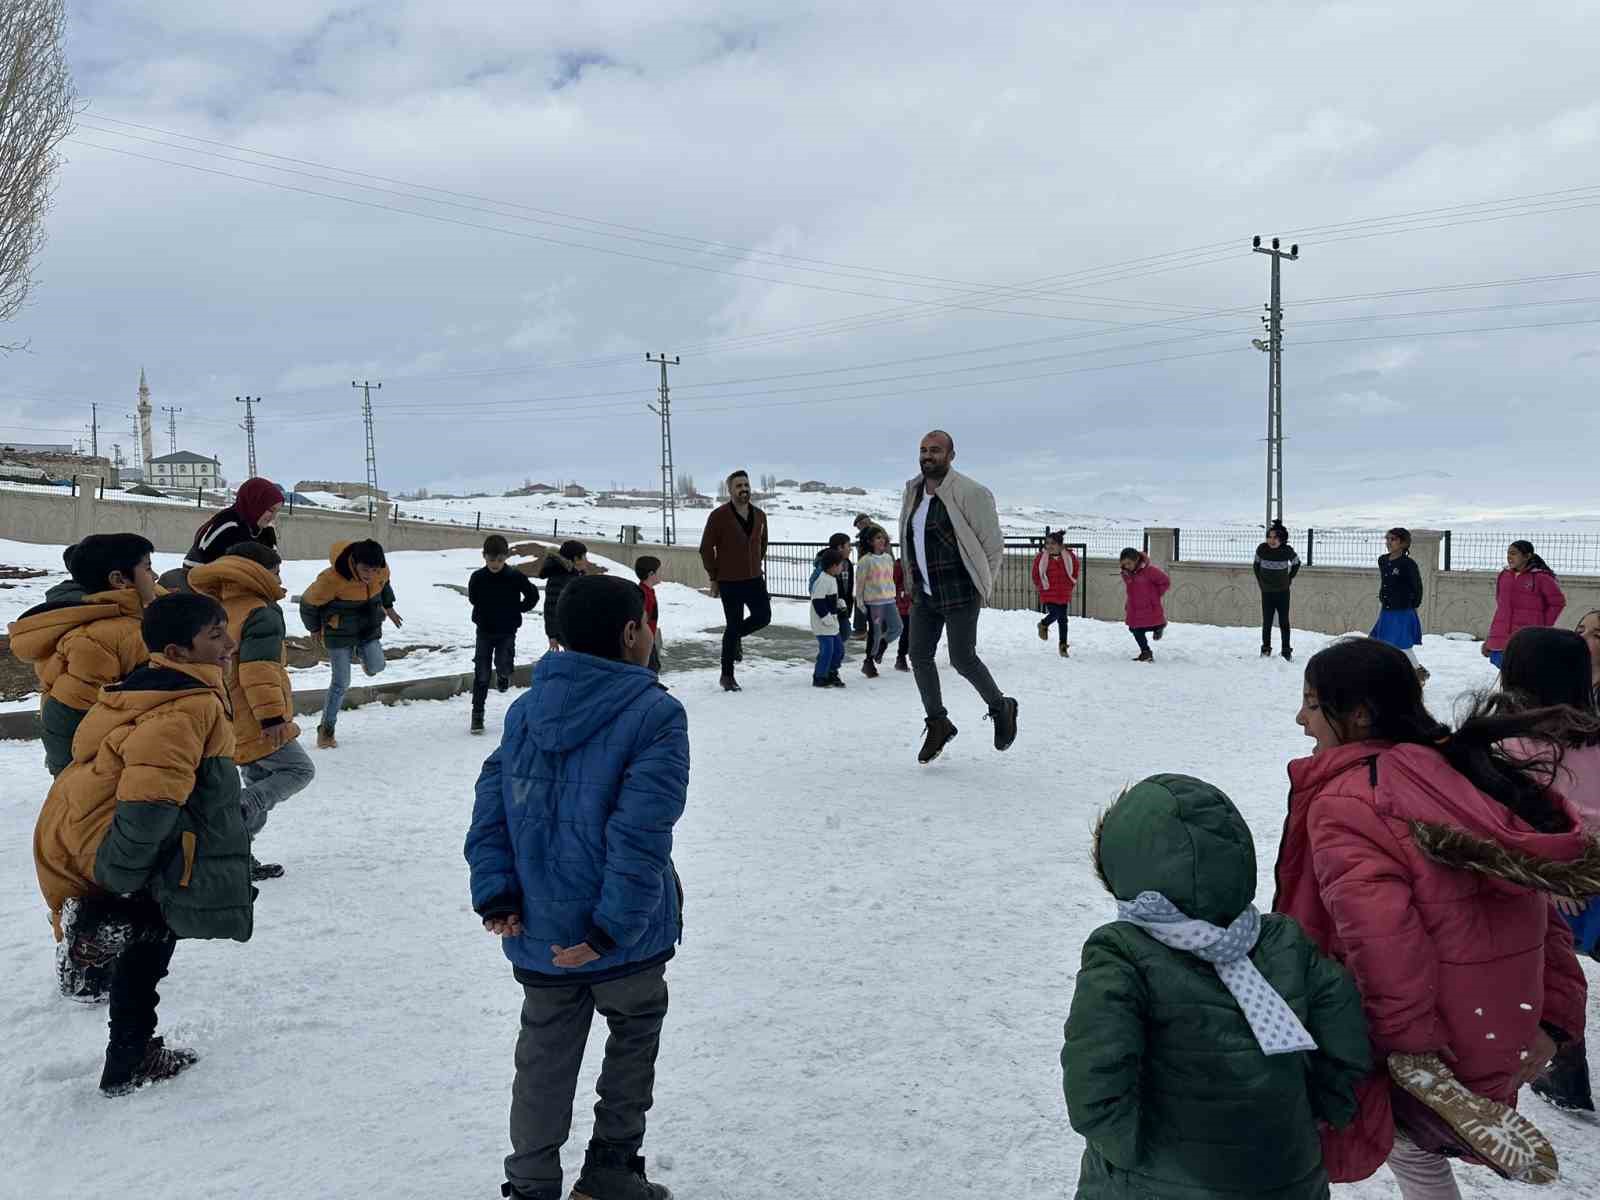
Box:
[3,1,1598,524]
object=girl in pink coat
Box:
[1030,531,1079,657]
[1118,548,1169,663]
[1274,637,1599,1196]
[1484,540,1565,668]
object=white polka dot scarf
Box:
[1115,891,1318,1056]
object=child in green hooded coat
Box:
[1063,775,1372,1199]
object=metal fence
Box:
[765,539,1089,617]
[1443,530,1600,574]
[1176,527,1391,568]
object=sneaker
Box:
[60,896,135,970]
[988,697,1019,752]
[1059,643,1070,658]
[1261,646,1273,658]
[1531,1038,1595,1113]
[812,678,832,689]
[894,656,910,672]
[100,1036,199,1098]
[918,716,958,764]
[570,1147,672,1200]
[249,855,284,881]
[471,711,486,735]
[496,675,511,693]
[1134,651,1154,663]
[1037,619,1049,642]
[1153,625,1165,642]
[719,674,741,693]
[826,673,846,689]
[1388,1052,1559,1183]
[316,725,337,750]
[862,657,878,679]
[1282,648,1294,663]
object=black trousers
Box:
[506,964,669,1198]
[472,633,516,712]
[1261,591,1292,651]
[106,897,176,1057]
[718,579,771,675]
[910,596,1005,720]
[1041,603,1071,644]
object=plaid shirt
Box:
[908,493,979,611]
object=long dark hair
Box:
[1306,638,1596,832]
[1509,539,1555,576]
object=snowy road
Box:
[2,608,1597,1198]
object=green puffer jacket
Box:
[1063,775,1371,1200]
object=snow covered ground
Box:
[3,571,1598,1198]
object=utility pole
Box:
[162,405,182,455]
[1251,235,1299,528]
[352,380,381,518]
[126,413,142,474]
[236,395,262,479]
[646,353,680,545]
[89,402,99,458]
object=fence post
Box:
[1174,528,1181,563]
[1443,530,1452,573]
[196,485,203,508]
[73,473,99,542]
[98,476,105,500]
[554,519,559,537]
[1306,528,1314,567]
[476,512,481,531]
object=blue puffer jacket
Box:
[465,650,689,983]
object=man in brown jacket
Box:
[698,469,770,692]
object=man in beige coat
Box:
[898,430,1017,763]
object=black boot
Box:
[989,697,1019,751]
[250,855,284,881]
[894,655,910,672]
[918,715,958,764]
[496,674,511,693]
[1532,1038,1595,1112]
[570,1145,672,1200]
[862,656,878,678]
[826,671,846,688]
[1261,645,1272,658]
[100,1036,198,1098]
[719,674,741,693]
[1282,647,1294,662]
[471,709,486,735]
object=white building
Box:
[148,450,224,490]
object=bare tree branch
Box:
[0,0,77,352]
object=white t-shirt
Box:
[911,487,934,596]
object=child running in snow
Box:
[35,593,254,1097]
[1064,774,1372,1200]
[1275,637,1600,1193]
[810,548,847,688]
[1118,548,1169,663]
[1497,626,1600,1112]
[538,540,589,652]
[1484,540,1566,669]
[854,526,901,679]
[466,574,683,1200]
[468,535,540,735]
[299,539,402,750]
[635,555,663,674]
[1031,531,1079,658]
[1372,527,1427,684]
[189,542,315,882]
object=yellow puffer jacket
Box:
[190,557,299,765]
[299,541,395,649]
[34,655,251,942]
[7,588,152,712]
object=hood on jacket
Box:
[1094,773,1255,927]
[190,556,286,605]
[1290,741,1599,899]
[7,589,145,663]
[538,553,575,580]
[1120,552,1152,575]
[514,650,662,754]
[71,654,232,751]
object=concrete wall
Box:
[0,476,555,560]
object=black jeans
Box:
[717,578,771,675]
[1130,626,1164,654]
[106,897,176,1056]
[506,964,669,1199]
[1041,603,1071,644]
[1261,590,1291,651]
[909,595,1005,720]
[472,633,516,712]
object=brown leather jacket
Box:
[698,503,768,584]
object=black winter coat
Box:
[1377,553,1423,610]
[469,566,539,638]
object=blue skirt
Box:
[1370,608,1423,650]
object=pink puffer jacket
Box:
[1486,567,1565,652]
[1273,741,1595,1181]
[1120,555,1169,629]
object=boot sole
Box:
[1389,1052,1559,1183]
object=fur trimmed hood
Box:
[1411,820,1600,900]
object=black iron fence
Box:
[764,539,1089,617]
[1172,526,1600,573]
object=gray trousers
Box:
[240,738,316,837]
[909,595,1005,720]
[506,964,669,1198]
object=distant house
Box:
[799,480,828,493]
[562,483,589,498]
[843,486,867,496]
[149,450,224,491]
[294,479,388,501]
[775,478,798,488]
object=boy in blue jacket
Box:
[467,574,687,1200]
